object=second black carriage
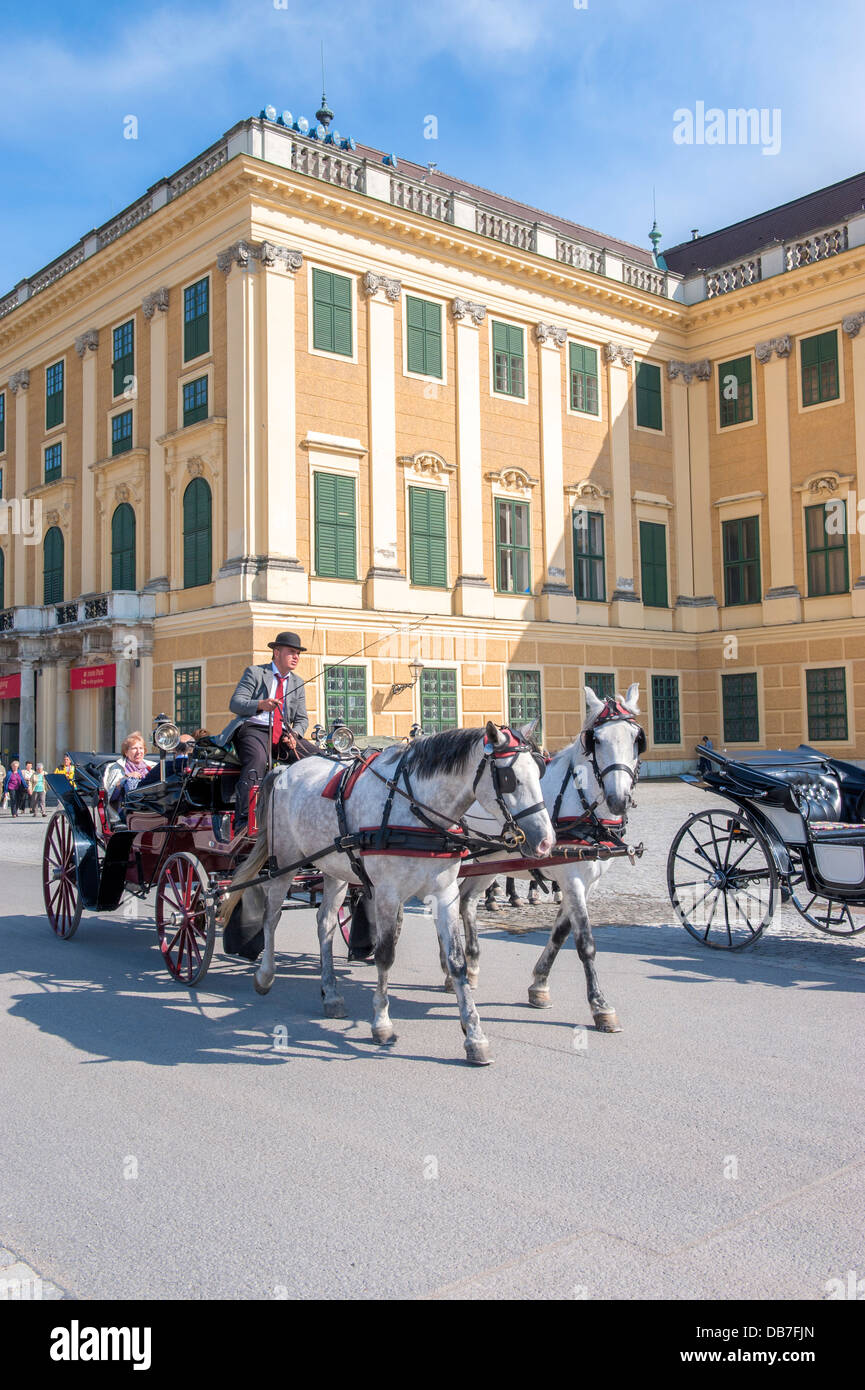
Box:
[667,740,865,949]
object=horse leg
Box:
[434,880,492,1064]
[572,893,621,1033]
[528,903,572,1008]
[318,877,350,1018]
[443,877,488,992]
[252,879,288,995]
[371,889,403,1045]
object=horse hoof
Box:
[372,1026,396,1046]
[442,975,455,993]
[323,999,346,1019]
[593,1010,622,1033]
[528,986,551,1009]
[253,975,273,996]
[464,1040,493,1066]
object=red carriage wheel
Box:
[338,896,353,948]
[42,810,84,940]
[155,853,215,986]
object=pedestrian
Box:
[22,760,36,813]
[54,752,76,789]
[3,760,27,817]
[31,763,48,816]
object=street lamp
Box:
[390,658,424,697]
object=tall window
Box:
[495,498,530,593]
[43,527,64,604]
[801,331,839,406]
[492,321,525,397]
[324,665,367,736]
[718,356,753,427]
[420,668,458,733]
[573,509,605,601]
[507,670,542,742]
[312,268,352,356]
[636,362,662,429]
[111,410,133,456]
[0,392,5,453]
[45,442,62,482]
[722,516,761,605]
[585,672,615,705]
[406,296,442,378]
[651,675,680,744]
[183,278,209,361]
[112,320,134,397]
[314,473,357,579]
[640,520,668,607]
[806,668,847,741]
[46,361,64,429]
[174,667,202,733]
[111,503,136,590]
[569,343,599,415]
[182,477,212,588]
[0,548,5,610]
[409,486,447,587]
[722,672,759,743]
[183,376,209,427]
[805,501,848,595]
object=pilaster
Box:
[604,343,642,627]
[142,287,170,610]
[452,298,494,617]
[363,271,407,611]
[9,370,29,606]
[842,312,865,615]
[668,358,718,632]
[756,334,802,624]
[75,330,100,594]
[215,243,258,604]
[259,243,307,602]
[534,323,574,622]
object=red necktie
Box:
[272,676,286,744]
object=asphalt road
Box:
[0,788,863,1301]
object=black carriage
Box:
[41,718,361,986]
[667,740,865,949]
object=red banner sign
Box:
[70,663,116,691]
[0,673,21,700]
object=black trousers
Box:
[233,723,276,831]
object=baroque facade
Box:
[1,115,864,767]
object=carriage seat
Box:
[777,767,843,822]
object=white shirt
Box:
[248,662,290,728]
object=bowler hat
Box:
[267,631,307,651]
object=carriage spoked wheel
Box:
[155,852,215,986]
[42,810,84,940]
[667,808,777,950]
[788,868,865,936]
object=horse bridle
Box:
[571,699,645,815]
[471,727,548,849]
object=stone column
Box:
[604,343,641,627]
[363,271,407,611]
[75,330,99,594]
[452,298,494,618]
[142,288,170,608]
[258,243,307,603]
[18,657,36,764]
[9,370,29,607]
[843,310,865,615]
[113,647,131,748]
[535,323,574,622]
[668,358,718,631]
[215,242,258,604]
[54,658,70,765]
[756,334,801,624]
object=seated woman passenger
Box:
[104,732,155,816]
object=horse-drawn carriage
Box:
[667,740,865,949]
[41,717,362,987]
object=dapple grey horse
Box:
[445,685,643,1032]
[219,722,555,1064]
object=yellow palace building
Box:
[1,105,864,769]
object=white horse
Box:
[219,722,555,1065]
[446,685,644,1032]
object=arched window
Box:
[43,527,64,604]
[111,503,136,590]
[183,477,211,588]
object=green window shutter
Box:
[46,362,64,429]
[315,473,356,578]
[636,362,662,429]
[111,504,136,590]
[183,376,209,426]
[111,410,133,456]
[324,665,367,736]
[43,527,64,604]
[112,320,134,397]
[183,478,211,588]
[722,673,759,743]
[409,486,446,587]
[801,330,839,405]
[718,356,753,427]
[585,673,616,707]
[569,342,599,414]
[492,321,525,396]
[806,667,847,741]
[651,675,680,744]
[174,667,202,733]
[0,393,5,454]
[640,521,668,607]
[722,516,761,605]
[805,501,848,596]
[313,269,353,356]
[184,279,210,361]
[420,668,458,733]
[507,670,542,743]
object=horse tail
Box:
[217,770,277,928]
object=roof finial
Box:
[649,187,666,268]
[316,42,334,130]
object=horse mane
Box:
[380,727,485,779]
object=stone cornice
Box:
[155,415,227,449]
[667,358,710,383]
[755,335,792,363]
[842,309,865,338]
[9,369,29,393]
[217,239,303,274]
[683,249,865,333]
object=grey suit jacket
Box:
[220,664,309,743]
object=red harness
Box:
[321,751,381,801]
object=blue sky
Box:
[2,0,864,291]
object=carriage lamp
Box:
[311,723,326,747]
[391,658,424,697]
[328,723,355,755]
[153,717,181,753]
